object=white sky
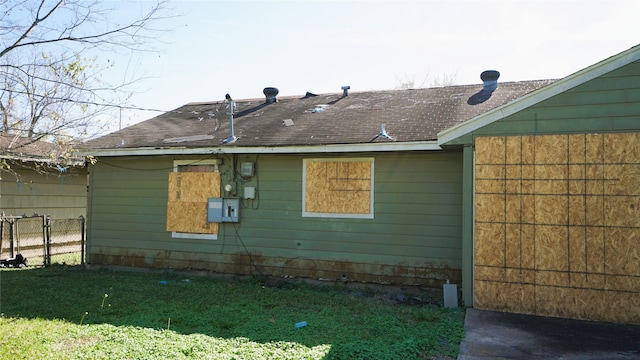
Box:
[105,0,640,131]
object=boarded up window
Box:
[474,134,640,324]
[303,158,374,218]
[166,164,220,235]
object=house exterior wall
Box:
[86,151,463,287]
[0,166,87,219]
[451,60,640,322]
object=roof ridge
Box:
[184,80,557,106]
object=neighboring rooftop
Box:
[0,134,62,162]
[0,134,85,169]
[83,79,555,150]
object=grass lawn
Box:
[0,266,465,359]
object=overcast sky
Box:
[105,0,640,131]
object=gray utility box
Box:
[208,198,240,222]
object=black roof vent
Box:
[480,70,500,91]
[468,70,500,105]
[263,87,279,104]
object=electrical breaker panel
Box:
[221,198,239,222]
[207,198,223,222]
[208,198,240,222]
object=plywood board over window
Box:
[166,161,221,239]
[303,158,374,219]
[474,133,640,325]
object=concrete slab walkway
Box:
[458,309,640,359]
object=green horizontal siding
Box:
[87,157,174,253]
[87,151,463,285]
[491,61,640,135]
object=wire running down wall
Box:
[474,133,640,324]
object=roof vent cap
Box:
[263,87,279,104]
[480,70,500,91]
[341,85,350,97]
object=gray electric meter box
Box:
[208,198,240,222]
[240,162,255,177]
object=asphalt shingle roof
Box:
[84,80,555,149]
[0,135,59,160]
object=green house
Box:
[82,44,640,324]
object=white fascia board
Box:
[80,141,441,157]
[438,44,640,145]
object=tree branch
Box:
[0,0,64,59]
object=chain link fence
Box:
[0,215,85,267]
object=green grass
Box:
[0,266,465,359]
[28,252,83,267]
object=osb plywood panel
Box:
[166,172,220,234]
[305,160,371,214]
[167,172,220,202]
[474,134,640,324]
[166,201,217,234]
[475,136,505,165]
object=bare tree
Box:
[0,0,171,171]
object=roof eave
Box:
[79,141,442,157]
[0,154,85,166]
[437,44,640,146]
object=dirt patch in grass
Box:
[259,274,447,306]
[54,334,102,351]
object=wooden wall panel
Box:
[474,134,640,325]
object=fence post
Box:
[79,215,85,265]
[45,215,51,266]
[0,218,3,258]
[8,218,15,258]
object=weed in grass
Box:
[80,311,89,325]
[99,293,109,317]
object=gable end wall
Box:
[450,60,640,143]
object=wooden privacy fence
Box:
[0,215,86,266]
[474,133,640,324]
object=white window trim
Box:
[172,159,221,172]
[171,159,221,240]
[302,158,374,219]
